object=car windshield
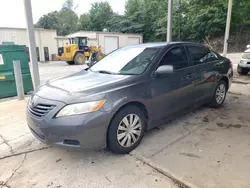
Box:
[90,47,161,75]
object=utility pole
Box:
[223,0,233,57]
[177,0,181,41]
[23,0,40,89]
[167,0,173,42]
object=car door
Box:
[150,45,196,122]
[186,45,220,102]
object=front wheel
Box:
[209,80,227,108]
[107,106,146,154]
[237,65,249,75]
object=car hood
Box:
[244,49,250,53]
[35,70,132,104]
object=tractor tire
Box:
[66,61,74,65]
[91,52,105,62]
[74,53,86,65]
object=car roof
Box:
[126,42,204,48]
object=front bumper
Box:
[26,96,111,149]
[238,58,250,69]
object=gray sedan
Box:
[27,42,233,154]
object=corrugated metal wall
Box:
[0,27,57,61]
[98,32,143,54]
[66,31,143,54]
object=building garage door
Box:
[104,36,118,54]
[128,37,140,45]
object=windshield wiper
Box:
[96,70,117,74]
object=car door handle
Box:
[215,63,220,68]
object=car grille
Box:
[28,103,55,117]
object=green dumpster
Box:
[0,45,33,98]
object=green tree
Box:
[57,0,78,35]
[106,14,144,33]
[89,2,113,31]
[35,0,78,36]
[125,0,166,41]
[35,0,250,43]
[78,14,90,31]
[125,0,143,17]
[62,0,74,10]
[35,11,60,30]
[231,0,250,32]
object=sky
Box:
[0,0,126,28]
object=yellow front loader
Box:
[56,37,104,65]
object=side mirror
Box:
[155,65,174,75]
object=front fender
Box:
[106,82,152,125]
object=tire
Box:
[237,65,249,75]
[74,53,86,65]
[209,80,227,108]
[91,52,105,62]
[107,105,146,154]
[66,61,74,65]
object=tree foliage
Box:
[35,0,250,42]
[35,0,78,35]
[88,2,113,31]
[106,14,144,33]
[77,14,90,31]
[57,8,78,35]
[125,0,250,42]
[35,11,60,31]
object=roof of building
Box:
[67,30,143,37]
[0,27,57,32]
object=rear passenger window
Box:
[159,46,188,70]
[187,46,218,65]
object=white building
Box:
[0,27,143,61]
[65,31,143,54]
[0,27,57,61]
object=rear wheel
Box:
[74,53,86,65]
[237,65,249,75]
[66,61,74,65]
[209,80,227,108]
[107,105,146,154]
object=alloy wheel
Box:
[216,84,226,104]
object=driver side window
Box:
[159,46,188,70]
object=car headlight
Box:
[240,60,247,64]
[56,100,106,118]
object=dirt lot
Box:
[1,55,250,188]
